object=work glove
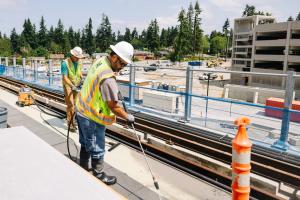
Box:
[127,114,135,125]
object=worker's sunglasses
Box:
[118,57,127,67]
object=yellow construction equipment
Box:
[16,86,34,107]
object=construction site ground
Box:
[0,88,231,200]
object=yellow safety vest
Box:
[76,57,116,125]
[63,58,82,86]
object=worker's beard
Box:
[111,67,120,72]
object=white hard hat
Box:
[110,41,134,64]
[70,47,84,59]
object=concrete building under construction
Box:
[231,15,300,99]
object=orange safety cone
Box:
[232,117,252,200]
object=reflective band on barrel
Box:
[238,173,250,187]
[232,149,251,164]
[78,95,115,124]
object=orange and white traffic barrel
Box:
[232,117,252,200]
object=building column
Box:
[282,22,292,89]
[249,16,258,86]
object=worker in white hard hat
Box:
[75,41,135,185]
[61,46,84,132]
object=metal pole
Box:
[129,64,135,106]
[34,59,38,82]
[184,66,193,122]
[22,58,26,79]
[205,73,211,127]
[5,57,8,76]
[13,57,16,77]
[272,71,295,151]
[49,59,53,85]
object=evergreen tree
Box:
[116,31,123,42]
[84,18,95,55]
[139,30,147,49]
[0,32,2,39]
[242,4,271,17]
[146,19,160,53]
[0,37,12,56]
[38,16,48,48]
[242,4,256,16]
[54,19,64,46]
[296,12,300,21]
[193,1,203,54]
[131,28,138,40]
[10,28,19,53]
[288,16,294,21]
[68,27,76,48]
[48,26,55,42]
[95,14,113,52]
[74,30,81,46]
[124,27,132,43]
[22,18,37,49]
[174,9,190,61]
[131,28,142,49]
[160,28,168,48]
[62,31,71,55]
[222,18,230,60]
[80,29,86,50]
[167,27,178,47]
[187,2,194,53]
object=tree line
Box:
[1,3,295,61]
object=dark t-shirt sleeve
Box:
[100,78,119,102]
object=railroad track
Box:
[120,114,300,188]
[1,76,298,199]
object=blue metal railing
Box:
[1,64,299,154]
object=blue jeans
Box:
[76,114,106,160]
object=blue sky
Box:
[0,0,299,36]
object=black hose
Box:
[29,93,78,162]
[67,112,77,162]
[30,94,65,119]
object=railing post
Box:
[34,59,38,82]
[129,64,135,106]
[5,57,8,76]
[184,66,193,122]
[232,117,251,200]
[13,57,16,77]
[48,59,53,85]
[272,71,295,151]
[205,73,211,126]
[22,58,26,79]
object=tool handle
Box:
[118,91,128,112]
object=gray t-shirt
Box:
[100,78,119,102]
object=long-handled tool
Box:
[117,92,162,199]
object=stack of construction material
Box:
[265,98,300,122]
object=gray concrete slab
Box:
[0,127,125,200]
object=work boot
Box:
[79,147,90,171]
[92,158,117,185]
